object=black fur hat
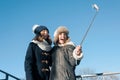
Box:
[32,24,49,35]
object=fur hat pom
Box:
[32,24,39,33]
[54,26,69,44]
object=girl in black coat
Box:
[24,24,52,80]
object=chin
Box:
[59,41,65,44]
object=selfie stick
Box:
[80,4,99,46]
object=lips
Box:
[61,39,64,40]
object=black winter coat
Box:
[24,42,51,80]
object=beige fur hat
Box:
[54,26,69,44]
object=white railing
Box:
[0,69,120,80]
[76,72,120,80]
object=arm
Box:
[73,45,83,60]
[24,43,34,80]
[73,45,83,65]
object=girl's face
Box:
[58,32,67,44]
[40,30,49,39]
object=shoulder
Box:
[65,41,76,49]
[29,42,37,46]
[65,45,75,50]
[27,42,37,50]
[66,41,76,46]
[51,46,59,51]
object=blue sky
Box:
[0,0,120,79]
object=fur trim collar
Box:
[31,40,52,51]
[58,41,75,47]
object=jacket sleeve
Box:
[49,46,56,66]
[67,45,77,66]
[24,43,34,80]
[67,45,83,66]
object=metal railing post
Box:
[0,69,21,80]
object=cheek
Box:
[40,33,44,37]
[58,35,61,39]
[44,31,48,35]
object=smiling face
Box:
[40,29,49,39]
[58,32,67,44]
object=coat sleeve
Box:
[49,46,56,66]
[67,45,83,66]
[66,45,77,66]
[24,43,34,80]
[73,50,83,65]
